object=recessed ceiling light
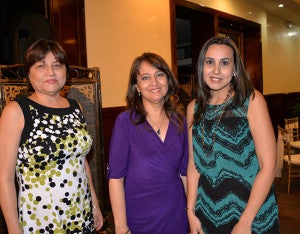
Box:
[278,4,284,7]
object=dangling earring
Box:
[138,91,141,96]
[232,72,236,78]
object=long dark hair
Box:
[24,38,69,77]
[126,52,184,131]
[193,36,254,124]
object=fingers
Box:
[94,216,103,231]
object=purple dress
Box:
[108,111,188,234]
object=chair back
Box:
[278,125,292,161]
[284,117,299,141]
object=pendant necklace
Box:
[147,112,166,135]
[201,87,232,157]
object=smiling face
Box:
[203,44,235,92]
[29,52,67,96]
[136,61,168,105]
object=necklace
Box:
[147,112,166,135]
[201,87,232,157]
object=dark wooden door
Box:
[170,0,263,102]
[0,0,87,66]
[47,0,87,66]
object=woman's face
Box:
[203,44,235,92]
[136,61,168,105]
[28,52,66,96]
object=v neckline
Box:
[146,119,169,143]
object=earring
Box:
[138,91,141,96]
[232,72,236,77]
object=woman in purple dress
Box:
[108,52,189,234]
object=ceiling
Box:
[249,0,300,27]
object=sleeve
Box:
[178,119,188,176]
[107,113,130,179]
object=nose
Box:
[46,66,55,75]
[212,64,221,74]
[150,75,158,85]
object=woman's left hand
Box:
[231,221,252,234]
[93,206,104,231]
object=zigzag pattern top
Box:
[192,96,279,233]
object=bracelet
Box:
[185,207,195,211]
[125,229,130,234]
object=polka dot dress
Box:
[15,97,94,233]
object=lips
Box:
[148,88,160,92]
[45,79,57,84]
[210,77,222,82]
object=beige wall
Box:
[85,0,171,107]
[85,0,300,108]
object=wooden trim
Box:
[102,106,127,164]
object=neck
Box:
[146,110,166,135]
[209,85,232,105]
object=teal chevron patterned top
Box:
[192,96,279,234]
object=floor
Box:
[99,175,300,234]
[275,174,300,234]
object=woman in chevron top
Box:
[186,36,279,234]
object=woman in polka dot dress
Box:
[0,39,103,233]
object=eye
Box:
[53,63,62,69]
[141,75,150,80]
[155,71,166,78]
[220,59,230,66]
[35,62,45,69]
[204,58,214,65]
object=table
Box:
[290,141,300,149]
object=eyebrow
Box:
[204,57,232,60]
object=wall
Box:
[264,15,300,94]
[85,0,171,107]
[85,0,300,108]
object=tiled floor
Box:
[98,176,300,234]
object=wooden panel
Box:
[48,0,87,66]
[102,106,127,164]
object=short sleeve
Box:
[107,112,130,179]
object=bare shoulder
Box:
[248,89,271,122]
[186,99,196,125]
[249,89,266,105]
[186,99,196,114]
[0,101,23,125]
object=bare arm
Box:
[232,90,277,233]
[186,100,204,234]
[0,101,24,233]
[85,161,103,231]
[109,178,130,234]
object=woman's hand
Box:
[231,220,252,234]
[114,225,131,234]
[92,206,103,231]
[187,211,205,234]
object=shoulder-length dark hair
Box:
[194,36,254,124]
[126,52,184,131]
[24,38,69,76]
